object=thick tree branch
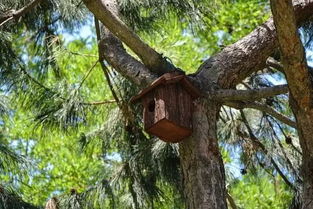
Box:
[271,0,312,108]
[196,0,313,89]
[212,85,288,101]
[226,101,297,128]
[94,11,157,87]
[83,0,176,74]
[98,36,157,86]
[0,0,42,27]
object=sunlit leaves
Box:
[230,173,292,209]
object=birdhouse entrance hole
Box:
[148,100,155,112]
[131,73,201,143]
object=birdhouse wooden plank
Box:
[131,73,201,143]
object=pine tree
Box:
[0,0,313,209]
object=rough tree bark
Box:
[295,111,313,209]
[179,100,227,209]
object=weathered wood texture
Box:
[134,73,200,142]
[143,84,193,142]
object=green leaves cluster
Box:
[230,174,292,209]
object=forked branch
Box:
[94,7,157,87]
[83,0,176,74]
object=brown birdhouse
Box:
[131,73,201,143]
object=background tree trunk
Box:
[179,99,227,209]
[292,105,313,209]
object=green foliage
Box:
[230,173,292,209]
[0,34,113,206]
[118,0,214,32]
[141,17,210,73]
[202,0,270,45]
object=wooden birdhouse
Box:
[131,73,201,143]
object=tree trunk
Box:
[179,99,227,209]
[269,0,313,208]
[292,105,313,209]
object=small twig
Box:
[256,155,275,177]
[95,17,121,106]
[240,82,252,90]
[30,16,61,40]
[78,60,99,90]
[81,100,116,105]
[95,17,136,125]
[274,119,302,155]
[221,106,231,121]
[19,57,111,109]
[19,64,54,93]
[267,117,302,182]
[64,49,98,58]
[0,16,13,27]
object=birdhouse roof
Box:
[131,73,201,103]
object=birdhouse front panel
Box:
[131,73,201,143]
[142,83,193,142]
[142,90,166,130]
